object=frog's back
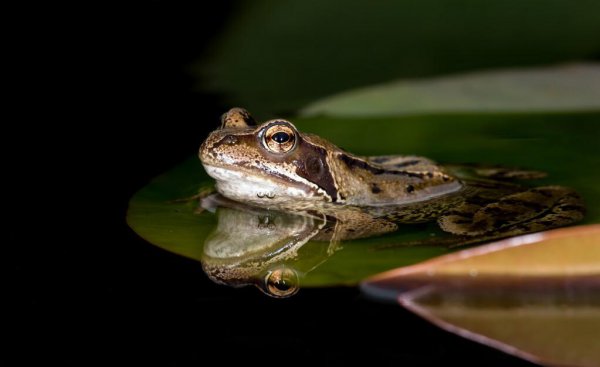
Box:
[366,155,438,172]
[327,153,463,206]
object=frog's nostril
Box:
[222,135,238,145]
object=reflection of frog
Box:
[200,194,338,298]
[199,108,584,243]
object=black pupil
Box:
[273,279,291,291]
[272,131,290,144]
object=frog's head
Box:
[199,108,340,205]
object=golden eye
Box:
[262,122,297,153]
[263,267,299,298]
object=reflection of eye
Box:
[263,122,297,153]
[263,267,299,298]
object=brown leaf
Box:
[362,225,600,367]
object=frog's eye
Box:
[220,107,256,129]
[262,122,297,153]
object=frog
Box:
[199,108,585,246]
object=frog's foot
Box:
[167,187,215,213]
[438,186,585,237]
[168,187,215,203]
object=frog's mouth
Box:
[202,164,327,203]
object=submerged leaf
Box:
[303,63,600,117]
[362,225,600,367]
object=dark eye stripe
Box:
[272,131,290,143]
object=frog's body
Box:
[199,108,584,242]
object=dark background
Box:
[10,1,564,365]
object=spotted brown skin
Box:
[200,117,340,205]
[199,108,585,240]
[200,108,462,207]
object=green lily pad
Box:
[302,63,600,117]
[127,113,600,290]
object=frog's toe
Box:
[437,207,488,236]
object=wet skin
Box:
[199,108,585,244]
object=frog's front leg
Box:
[438,186,585,237]
[316,209,399,242]
[168,186,216,213]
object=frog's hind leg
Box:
[438,186,585,237]
[495,187,585,236]
[376,186,584,250]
